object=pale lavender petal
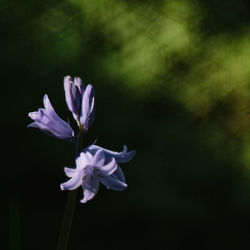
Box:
[97,171,127,191]
[76,152,91,170]
[86,151,93,159]
[80,173,99,203]
[64,76,81,119]
[29,112,73,140]
[43,94,56,115]
[111,165,126,183]
[80,84,95,131]
[60,173,82,190]
[87,144,136,163]
[74,77,85,95]
[28,111,41,120]
[43,95,68,124]
[27,118,61,138]
[91,149,105,167]
[99,158,117,175]
[27,122,38,128]
[75,156,82,170]
[64,167,77,177]
[28,94,74,140]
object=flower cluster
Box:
[28,76,135,203]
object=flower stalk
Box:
[56,132,84,250]
[56,189,78,250]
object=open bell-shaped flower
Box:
[27,94,74,141]
[84,144,136,183]
[64,76,95,131]
[60,149,128,203]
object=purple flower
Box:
[85,144,136,182]
[61,149,128,203]
[86,144,136,163]
[28,94,74,141]
[64,76,95,131]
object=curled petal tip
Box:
[123,145,128,152]
[64,75,72,80]
[28,112,38,119]
[74,77,83,86]
[43,93,49,100]
[27,122,37,128]
[43,94,50,108]
[64,167,77,177]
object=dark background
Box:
[3,0,250,249]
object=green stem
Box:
[56,190,78,250]
[56,132,84,250]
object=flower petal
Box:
[64,76,81,119]
[97,171,127,191]
[74,77,85,95]
[43,94,69,124]
[80,84,95,131]
[43,94,55,114]
[28,111,41,120]
[60,172,82,190]
[27,122,38,128]
[87,144,136,163]
[27,119,59,138]
[64,167,77,177]
[76,152,91,170]
[99,157,117,175]
[80,172,99,203]
[111,165,126,183]
[91,149,105,167]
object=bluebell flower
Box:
[61,149,130,203]
[64,76,95,131]
[84,144,136,182]
[28,94,74,140]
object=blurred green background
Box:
[3,0,250,249]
